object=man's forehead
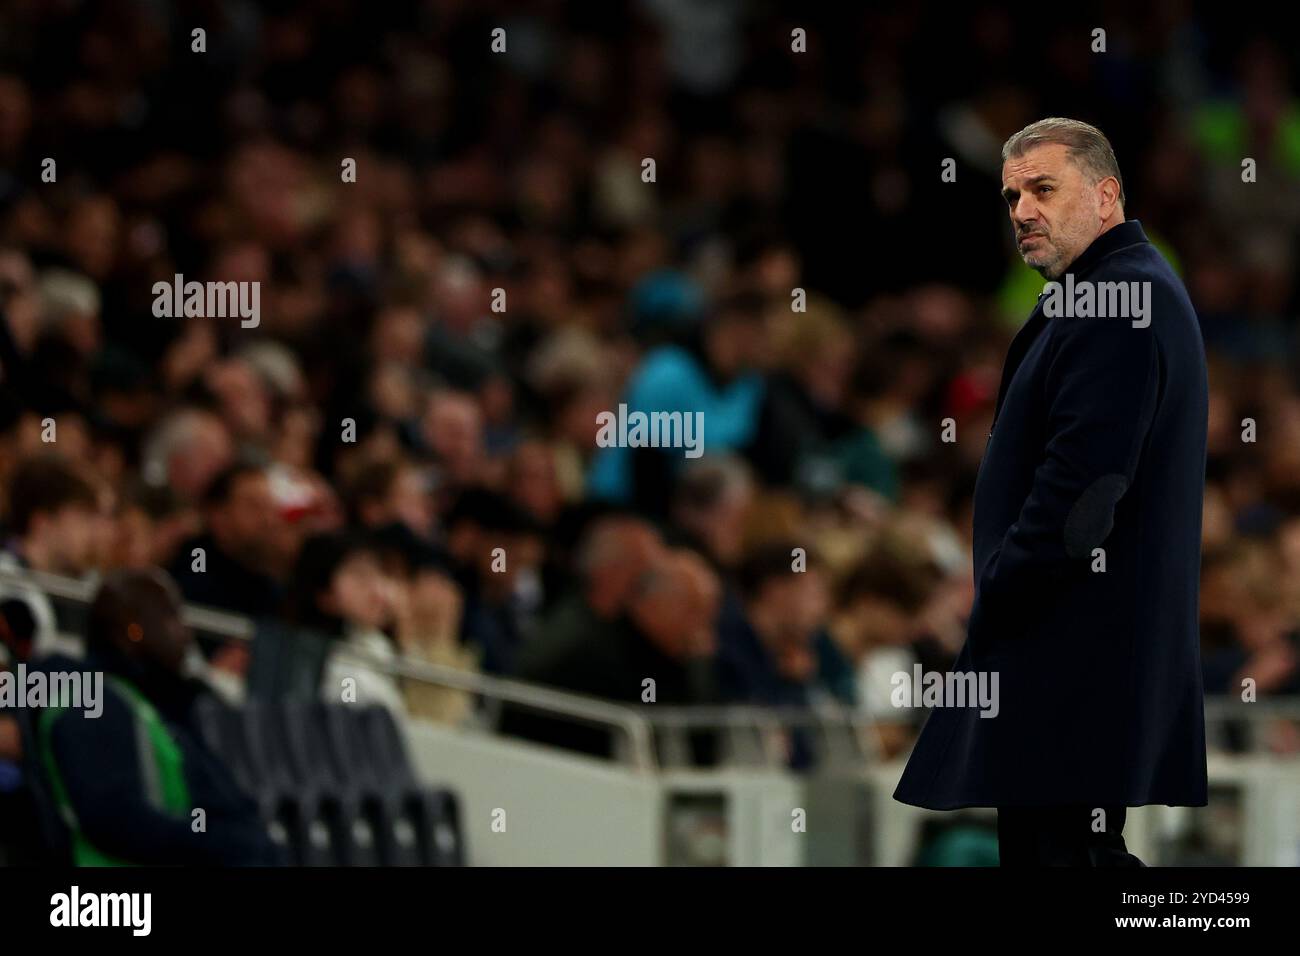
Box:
[1001,143,1074,186]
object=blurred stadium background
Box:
[1,1,1300,866]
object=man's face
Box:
[131,580,194,674]
[170,416,234,500]
[211,472,277,562]
[510,443,561,523]
[424,392,484,484]
[672,551,721,658]
[757,569,829,645]
[40,504,99,574]
[325,552,394,631]
[626,551,720,661]
[629,576,689,659]
[1001,143,1106,280]
[390,467,434,539]
[590,524,665,615]
[706,313,768,379]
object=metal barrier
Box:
[4,566,1299,777]
[1203,697,1300,753]
[0,565,660,772]
[645,705,881,769]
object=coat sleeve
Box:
[975,309,1162,631]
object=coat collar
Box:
[992,220,1150,427]
[1060,219,1149,281]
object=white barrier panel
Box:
[659,771,810,866]
[405,720,661,865]
[404,721,828,865]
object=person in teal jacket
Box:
[588,290,767,515]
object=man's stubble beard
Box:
[1025,254,1060,280]
[1022,236,1070,280]
[1024,217,1097,280]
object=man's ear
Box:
[1098,176,1121,216]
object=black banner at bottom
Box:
[0,864,1282,942]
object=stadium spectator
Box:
[0,454,102,658]
[1,455,100,579]
[35,569,279,865]
[504,547,722,758]
[422,388,488,495]
[110,484,199,573]
[140,408,236,504]
[443,487,543,676]
[290,531,406,715]
[667,455,755,573]
[347,457,439,542]
[715,542,856,769]
[1200,542,1300,697]
[830,537,945,756]
[523,515,666,671]
[588,291,769,515]
[506,438,566,530]
[746,296,860,489]
[393,564,476,726]
[168,463,283,620]
[718,542,855,708]
[0,583,41,864]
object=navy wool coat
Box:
[894,220,1209,809]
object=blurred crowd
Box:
[1,0,1300,773]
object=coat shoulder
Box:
[1093,243,1190,303]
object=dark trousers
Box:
[996,805,1145,867]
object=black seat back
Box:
[12,705,72,863]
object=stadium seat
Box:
[195,696,333,865]
[313,702,421,866]
[244,621,330,701]
[357,705,464,866]
[271,700,382,866]
[198,691,463,866]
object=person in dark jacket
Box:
[168,462,283,621]
[518,514,666,677]
[716,542,855,769]
[745,299,859,490]
[38,568,280,865]
[894,119,1210,867]
[443,487,544,676]
[502,548,721,761]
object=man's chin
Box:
[1022,254,1059,280]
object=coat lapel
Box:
[990,302,1051,429]
[990,221,1151,431]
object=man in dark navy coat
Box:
[894,119,1209,866]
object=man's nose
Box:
[1013,197,1038,227]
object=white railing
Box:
[5,566,1298,774]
